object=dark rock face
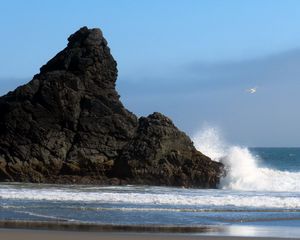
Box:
[0,27,223,187]
[113,112,222,187]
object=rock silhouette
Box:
[0,27,223,187]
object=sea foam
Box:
[193,127,300,192]
[0,184,300,209]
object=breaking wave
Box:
[193,127,300,192]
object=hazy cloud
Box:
[118,48,300,98]
[118,49,300,146]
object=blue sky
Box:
[1,0,300,146]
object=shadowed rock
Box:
[0,27,223,187]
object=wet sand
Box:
[0,220,299,240]
[0,229,296,240]
[0,220,218,233]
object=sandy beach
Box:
[0,228,297,240]
[1,221,300,240]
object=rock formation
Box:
[0,27,223,187]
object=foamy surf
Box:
[193,127,300,192]
[0,184,300,209]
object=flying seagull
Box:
[246,87,257,94]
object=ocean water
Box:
[0,128,300,238]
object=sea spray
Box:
[193,127,226,160]
[193,127,300,192]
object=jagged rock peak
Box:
[0,27,223,187]
[67,27,105,47]
[39,26,116,82]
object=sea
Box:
[1,128,300,238]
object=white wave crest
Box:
[0,185,300,209]
[193,127,300,192]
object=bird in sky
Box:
[246,87,257,94]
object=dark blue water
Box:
[250,148,300,171]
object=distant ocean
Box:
[1,128,300,238]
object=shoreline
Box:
[0,220,219,233]
[0,228,297,240]
[1,220,300,239]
